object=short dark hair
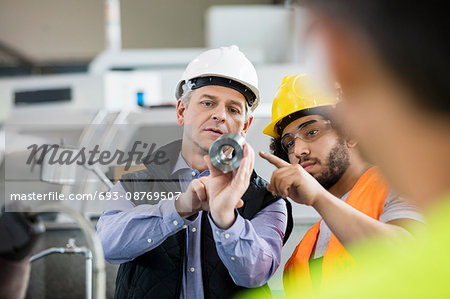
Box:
[298,0,450,117]
[270,136,290,162]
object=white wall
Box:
[0,0,275,63]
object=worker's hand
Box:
[175,177,210,218]
[259,151,327,207]
[203,143,254,229]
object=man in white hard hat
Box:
[96,46,293,299]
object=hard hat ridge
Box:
[176,46,260,111]
[263,74,339,138]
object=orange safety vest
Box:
[283,167,389,297]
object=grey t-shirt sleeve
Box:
[379,190,425,223]
[313,190,424,259]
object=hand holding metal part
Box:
[176,133,250,223]
[204,140,255,229]
[209,132,246,173]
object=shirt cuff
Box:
[159,195,187,232]
[208,210,245,244]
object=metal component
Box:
[30,238,94,299]
[28,205,105,299]
[209,133,245,172]
[29,247,64,262]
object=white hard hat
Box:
[175,45,260,111]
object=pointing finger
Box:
[259,151,290,168]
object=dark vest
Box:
[114,140,293,299]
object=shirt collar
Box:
[172,152,190,174]
[172,152,210,177]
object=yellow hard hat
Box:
[263,74,339,138]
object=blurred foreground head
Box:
[296,0,450,206]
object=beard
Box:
[303,138,350,190]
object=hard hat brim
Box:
[263,105,335,138]
[175,74,260,111]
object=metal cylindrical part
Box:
[209,133,246,172]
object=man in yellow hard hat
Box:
[259,74,423,297]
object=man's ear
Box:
[345,138,358,148]
[240,116,253,137]
[176,99,186,126]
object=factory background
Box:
[0,1,321,298]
